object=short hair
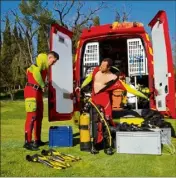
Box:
[48,51,59,60]
[102,58,113,67]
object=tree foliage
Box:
[13,0,55,63]
[1,1,136,100]
[1,1,57,99]
[1,17,16,100]
[37,25,49,54]
[114,4,132,22]
[93,16,100,26]
[53,1,106,53]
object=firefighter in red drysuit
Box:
[23,51,59,151]
[81,58,148,126]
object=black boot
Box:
[33,140,46,148]
[104,147,114,155]
[23,142,39,151]
[90,143,99,154]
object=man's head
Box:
[99,58,113,73]
[48,51,59,66]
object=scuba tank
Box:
[79,98,101,153]
[79,109,91,151]
[79,98,113,155]
[73,111,80,126]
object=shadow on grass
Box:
[73,132,80,138]
[73,132,80,147]
[73,138,80,147]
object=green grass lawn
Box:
[1,100,176,177]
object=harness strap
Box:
[26,82,42,91]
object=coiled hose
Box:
[88,98,112,147]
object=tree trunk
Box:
[9,87,15,100]
[9,92,14,100]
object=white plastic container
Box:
[116,131,161,155]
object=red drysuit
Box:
[91,67,126,124]
[24,69,47,143]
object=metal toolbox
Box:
[116,131,161,155]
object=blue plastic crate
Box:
[49,126,73,147]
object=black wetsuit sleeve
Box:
[97,77,119,94]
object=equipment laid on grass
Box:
[49,126,73,147]
[117,109,175,134]
[116,131,161,155]
[26,149,81,169]
[114,109,176,155]
[79,96,114,155]
[42,149,81,162]
[140,109,175,137]
[26,154,66,169]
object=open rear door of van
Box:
[149,10,176,118]
[48,24,73,121]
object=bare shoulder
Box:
[110,73,118,80]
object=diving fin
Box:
[42,149,81,162]
[41,150,71,167]
[26,154,65,169]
